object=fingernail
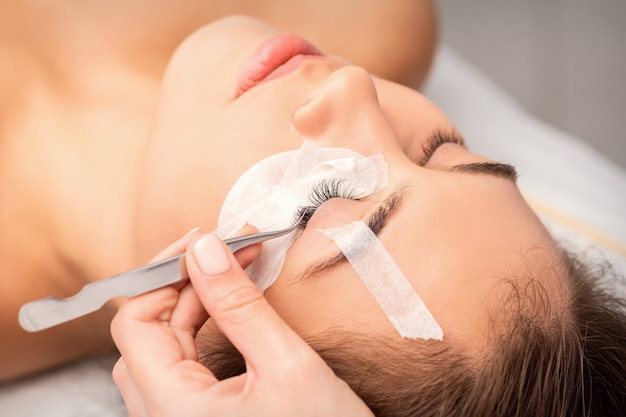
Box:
[184,227,200,237]
[193,234,232,276]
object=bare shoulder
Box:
[0,0,437,88]
[243,0,439,88]
[202,0,438,88]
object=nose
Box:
[292,66,399,156]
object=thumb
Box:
[186,233,307,375]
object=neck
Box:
[0,57,159,289]
[0,2,208,284]
[51,99,156,282]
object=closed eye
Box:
[417,130,466,166]
[418,130,518,182]
[294,187,406,281]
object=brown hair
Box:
[198,249,626,416]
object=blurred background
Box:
[437,0,626,169]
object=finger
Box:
[153,223,263,356]
[111,285,219,399]
[149,224,261,268]
[111,286,185,367]
[112,224,260,369]
[150,228,203,262]
[110,225,263,400]
[186,233,312,376]
[167,282,209,360]
[112,358,149,417]
[228,224,262,269]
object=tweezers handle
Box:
[19,225,299,332]
[18,253,187,333]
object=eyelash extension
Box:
[295,179,357,229]
[418,130,466,166]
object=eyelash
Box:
[293,131,463,227]
[418,130,465,166]
[295,179,356,228]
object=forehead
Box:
[378,173,563,347]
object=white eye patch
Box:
[319,221,443,340]
[216,140,388,292]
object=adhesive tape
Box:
[217,140,388,291]
[319,221,443,340]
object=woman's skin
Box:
[145,18,566,358]
[1,1,436,381]
[0,9,566,381]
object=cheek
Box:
[264,262,396,338]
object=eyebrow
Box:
[445,161,518,182]
[423,130,518,183]
[293,188,406,281]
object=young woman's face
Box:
[137,16,565,352]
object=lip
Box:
[235,33,324,97]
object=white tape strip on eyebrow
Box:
[319,221,443,340]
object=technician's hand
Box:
[111,229,374,417]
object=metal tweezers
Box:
[19,216,304,332]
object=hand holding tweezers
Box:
[19,218,304,333]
